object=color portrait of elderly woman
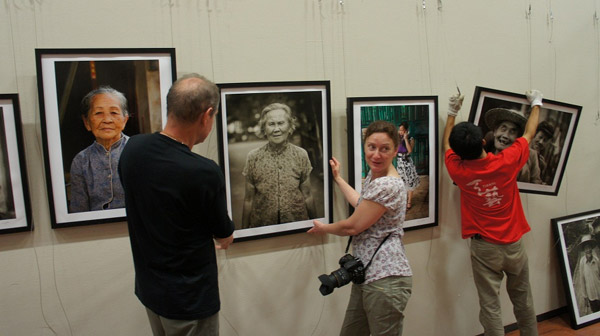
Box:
[69,86,129,213]
[241,103,317,228]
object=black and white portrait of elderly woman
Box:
[0,115,15,220]
[221,87,327,234]
[0,155,13,220]
[242,103,317,228]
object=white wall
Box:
[1,0,600,335]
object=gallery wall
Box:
[1,0,600,335]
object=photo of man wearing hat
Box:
[483,107,543,184]
[530,121,556,183]
[573,231,600,315]
[484,108,527,154]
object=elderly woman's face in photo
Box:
[264,109,291,146]
[492,120,519,152]
[83,93,129,148]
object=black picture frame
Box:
[468,86,581,196]
[216,81,332,241]
[346,96,439,231]
[0,94,32,233]
[35,48,176,228]
[552,209,600,329]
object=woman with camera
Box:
[308,120,412,336]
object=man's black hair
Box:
[449,122,484,160]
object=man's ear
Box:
[482,138,487,147]
[201,107,214,125]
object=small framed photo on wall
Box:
[216,81,332,241]
[346,96,439,231]
[35,48,176,228]
[552,209,600,329]
[0,94,32,234]
[468,86,582,196]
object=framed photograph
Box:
[346,96,439,231]
[552,209,600,329]
[468,86,582,196]
[35,48,176,228]
[0,94,32,233]
[216,81,332,241]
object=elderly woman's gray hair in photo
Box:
[241,102,317,228]
[69,86,130,213]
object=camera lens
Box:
[318,274,335,296]
[318,268,352,296]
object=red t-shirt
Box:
[445,137,531,244]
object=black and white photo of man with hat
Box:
[483,108,543,184]
[484,107,527,154]
[530,121,556,184]
[573,231,600,315]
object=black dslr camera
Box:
[317,254,365,296]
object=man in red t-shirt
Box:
[442,90,542,336]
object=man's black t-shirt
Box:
[119,132,234,320]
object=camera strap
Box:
[345,232,393,271]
